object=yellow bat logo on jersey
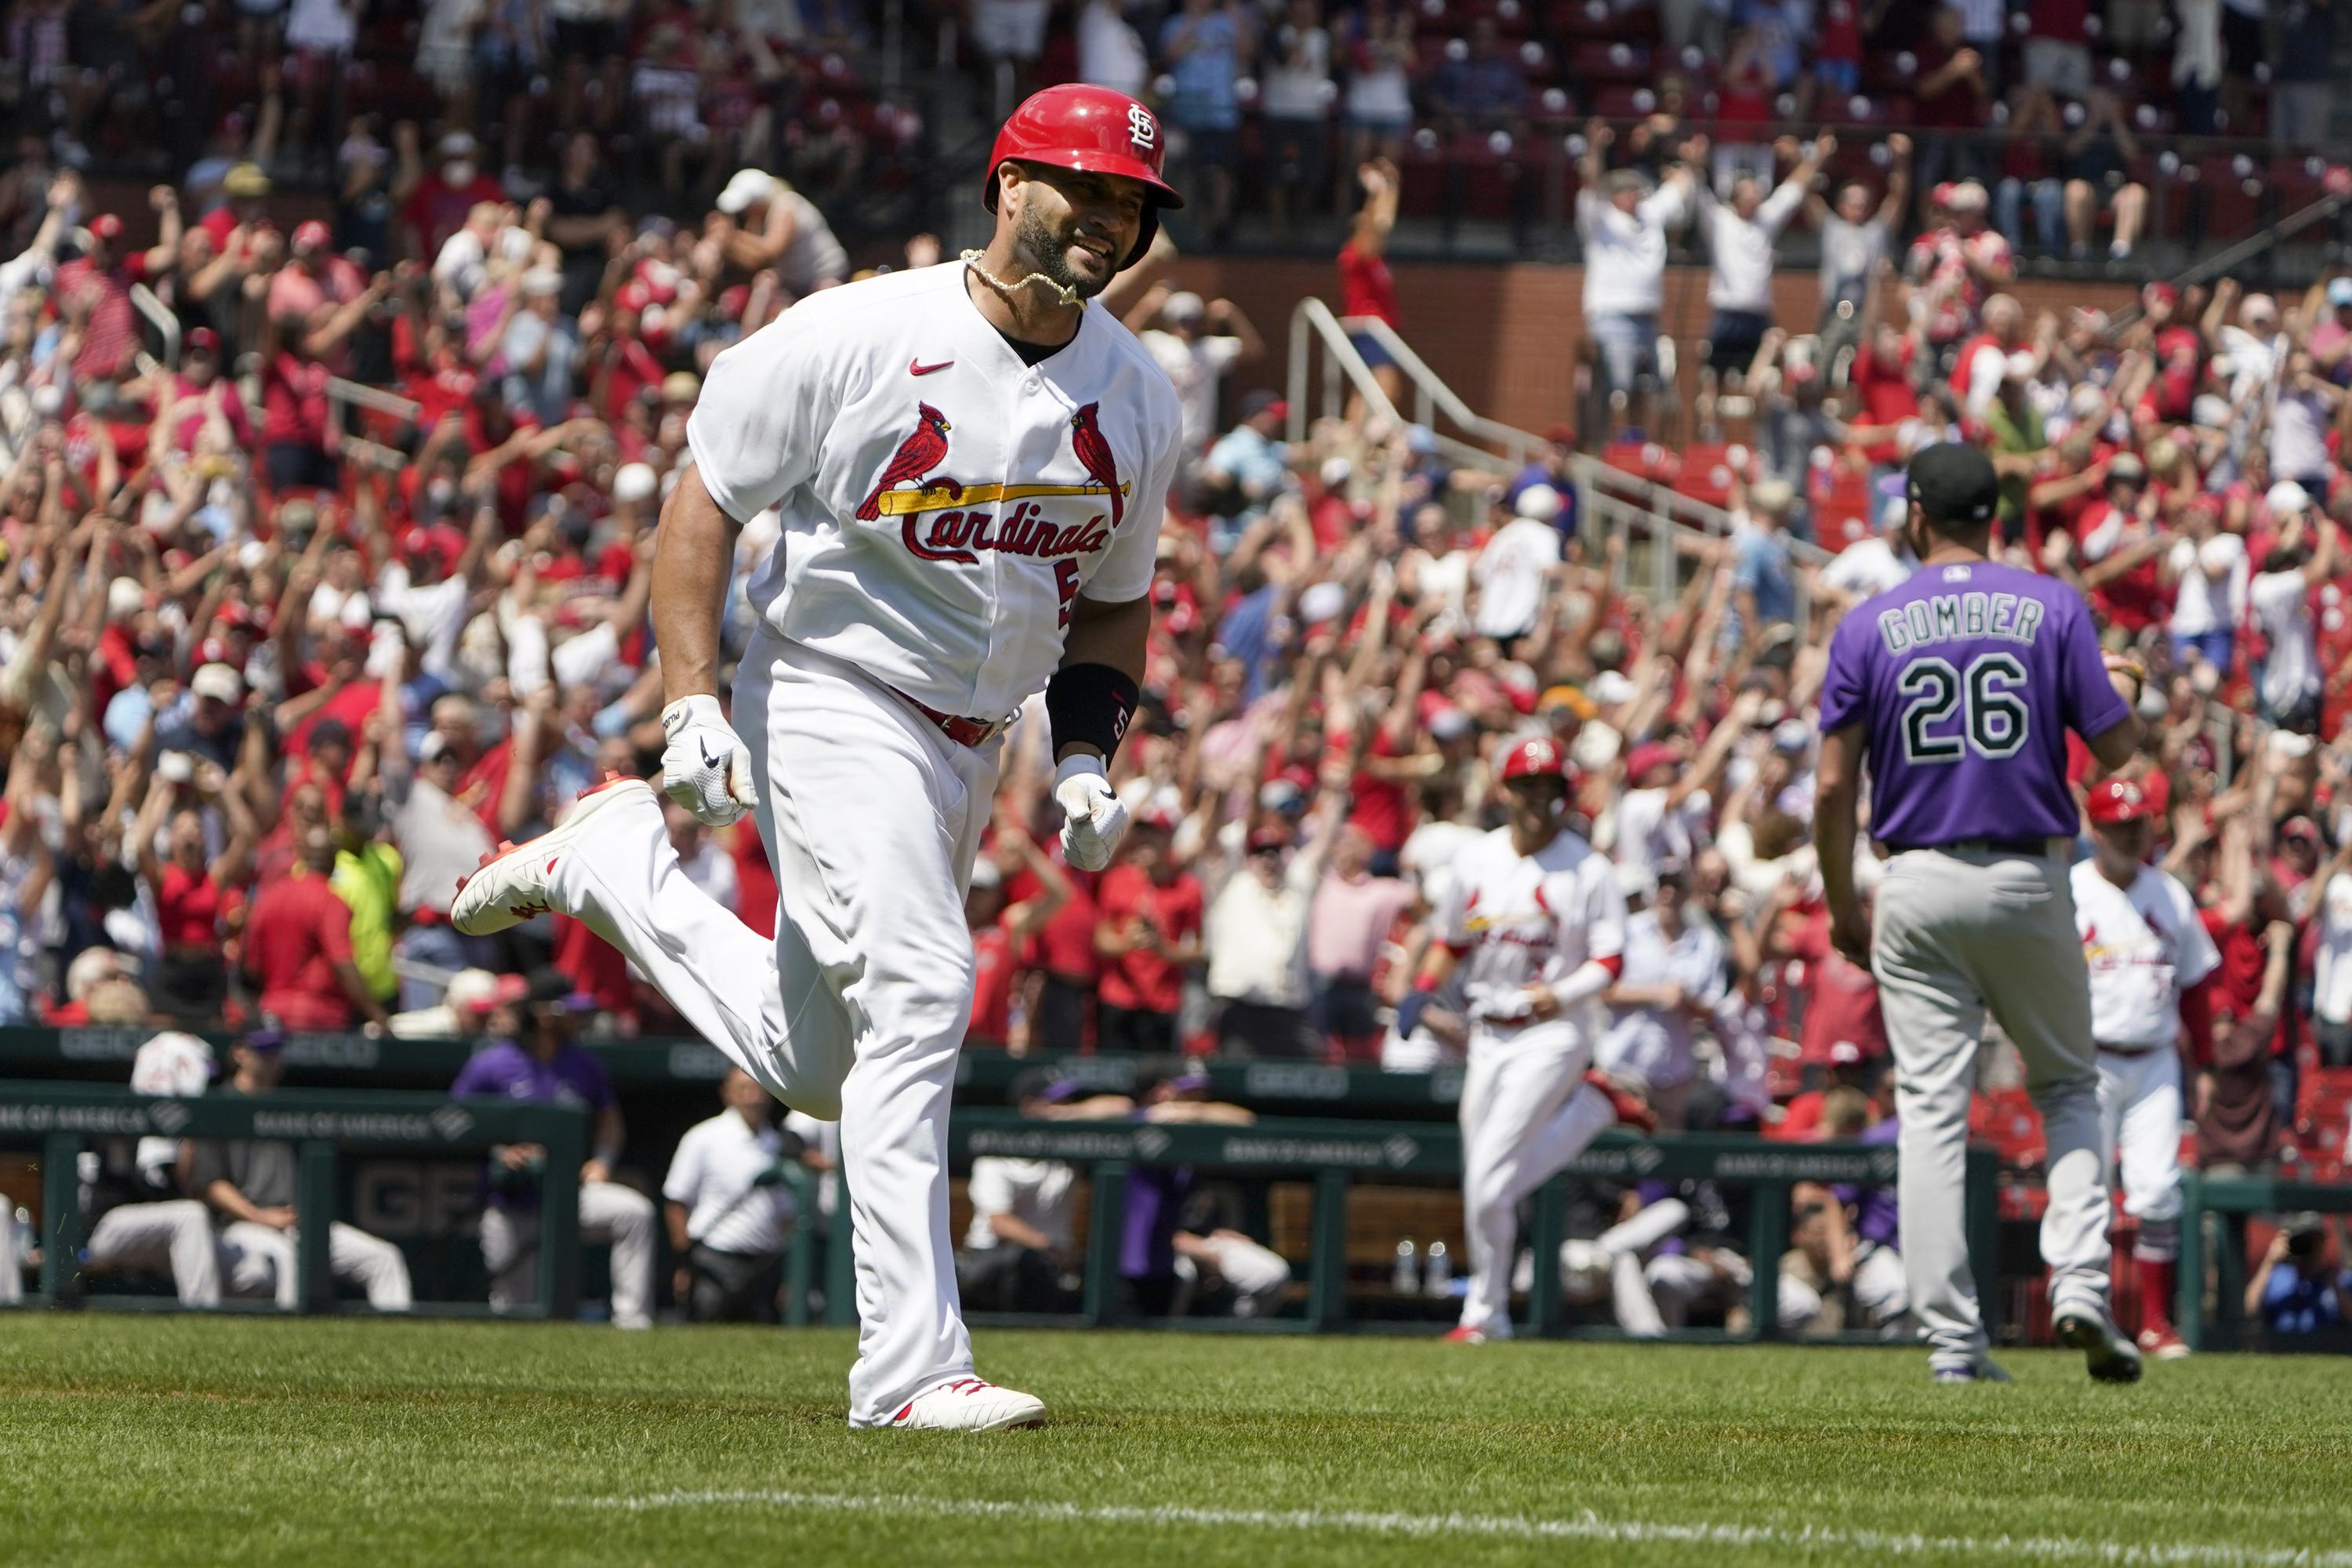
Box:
[873,479,1131,517]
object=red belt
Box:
[409,906,449,927]
[889,686,1017,749]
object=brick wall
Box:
[1151,256,2144,435]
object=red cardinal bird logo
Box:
[856,403,960,521]
[1069,403,1122,530]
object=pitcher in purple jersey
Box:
[1813,442,2147,1386]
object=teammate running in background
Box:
[1406,736,1653,1345]
[2073,776,2220,1361]
[1816,442,2146,1384]
[453,84,1185,1429]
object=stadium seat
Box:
[2192,156,2265,243]
[1980,1087,2047,1171]
[2296,1066,2352,1135]
[1567,41,1651,84]
[1671,441,1744,509]
[1809,462,1877,554]
[1588,84,1657,120]
[1600,438,1679,485]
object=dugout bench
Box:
[916,1112,2003,1341]
[0,1081,592,1317]
[2,1082,1996,1338]
[2176,1170,2352,1350]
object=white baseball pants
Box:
[1455,1022,1617,1339]
[84,1200,222,1306]
[479,1181,655,1328]
[549,632,996,1422]
[1872,847,2114,1374]
[1768,1245,1908,1334]
[2096,1047,2184,1259]
[217,1221,414,1310]
[1174,1233,1292,1316]
[1591,1196,1693,1337]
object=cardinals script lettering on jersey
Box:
[908,505,1112,563]
[861,401,1131,622]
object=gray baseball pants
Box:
[218,1220,413,1310]
[1872,844,2114,1372]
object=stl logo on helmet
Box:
[1127,104,1156,151]
[857,401,1132,628]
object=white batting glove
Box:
[1053,754,1128,873]
[659,695,758,828]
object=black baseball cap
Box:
[1907,443,1999,529]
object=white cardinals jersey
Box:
[686,260,1184,720]
[2071,859,2220,1051]
[1436,826,1627,1033]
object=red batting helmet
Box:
[982,85,1185,270]
[2085,777,2158,827]
[1500,736,1569,784]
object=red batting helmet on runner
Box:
[1500,736,1569,783]
[982,85,1185,270]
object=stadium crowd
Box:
[0,0,2338,257]
[1,1,2350,1334]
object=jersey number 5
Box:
[1896,652,2029,764]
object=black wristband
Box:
[1045,662,1141,762]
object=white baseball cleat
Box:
[450,774,658,935]
[2054,1305,2145,1384]
[882,1377,1047,1432]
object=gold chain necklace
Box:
[960,249,1083,308]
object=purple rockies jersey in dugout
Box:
[1817,561,2128,848]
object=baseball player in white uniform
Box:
[2072,776,2219,1362]
[1403,737,1653,1344]
[453,84,1185,1430]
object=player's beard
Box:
[1011,205,1112,301]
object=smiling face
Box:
[1000,161,1148,300]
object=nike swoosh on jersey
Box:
[909,358,953,376]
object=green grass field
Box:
[5,1316,2350,1567]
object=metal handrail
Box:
[1289,301,1830,630]
[327,377,423,422]
[126,284,179,372]
[325,377,423,472]
[2105,190,2350,334]
[1341,314,1547,471]
[1302,304,1833,567]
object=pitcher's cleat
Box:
[1932,1359,2013,1384]
[1442,1326,1490,1345]
[2054,1306,2145,1384]
[883,1378,1047,1432]
[2136,1326,2191,1361]
[451,775,658,935]
[1584,1070,1660,1134]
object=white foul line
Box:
[563,1488,2352,1567]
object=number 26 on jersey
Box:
[1896,652,2030,764]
